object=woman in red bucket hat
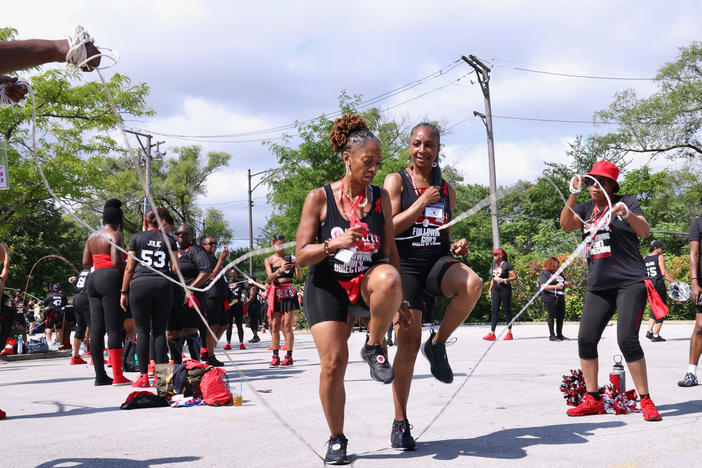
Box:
[559,160,662,421]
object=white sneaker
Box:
[79,344,87,355]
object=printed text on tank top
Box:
[583,203,613,260]
[332,185,381,268]
[406,167,449,248]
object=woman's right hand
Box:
[332,225,367,250]
[692,280,701,305]
[419,186,441,207]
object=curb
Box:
[3,350,72,361]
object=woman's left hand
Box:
[612,201,631,220]
[451,238,469,256]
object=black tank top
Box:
[395,168,452,264]
[310,184,385,281]
[643,253,663,283]
[272,265,294,283]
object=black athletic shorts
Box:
[303,274,369,326]
[400,255,461,310]
[205,295,229,326]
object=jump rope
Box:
[2,26,627,463]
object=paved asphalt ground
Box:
[1,322,701,468]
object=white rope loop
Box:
[65,25,119,71]
[0,80,30,107]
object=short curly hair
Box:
[329,113,380,154]
[543,256,560,273]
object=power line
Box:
[131,59,466,141]
[485,57,655,81]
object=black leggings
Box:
[88,268,124,351]
[542,295,565,337]
[129,279,173,374]
[578,281,646,362]
[226,305,244,343]
[491,286,513,330]
[73,293,90,341]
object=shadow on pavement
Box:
[656,399,702,417]
[9,401,122,420]
[35,456,200,467]
[354,421,625,461]
[238,367,305,382]
[0,376,95,387]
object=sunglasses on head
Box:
[584,176,610,187]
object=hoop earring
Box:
[432,161,438,168]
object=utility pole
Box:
[124,129,165,226]
[247,168,277,275]
[462,54,501,249]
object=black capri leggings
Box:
[129,279,173,374]
[226,305,244,344]
[88,268,124,351]
[490,286,513,331]
[73,292,90,341]
[542,295,565,337]
[578,281,646,363]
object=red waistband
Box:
[92,254,114,270]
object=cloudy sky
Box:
[6,1,701,246]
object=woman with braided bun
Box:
[560,160,662,421]
[82,199,131,386]
[384,122,482,450]
[296,113,411,464]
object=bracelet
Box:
[323,239,334,257]
[569,176,582,196]
[692,278,698,282]
[401,300,411,308]
[120,290,128,294]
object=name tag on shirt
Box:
[335,248,354,264]
[425,203,444,219]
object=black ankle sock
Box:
[286,350,292,357]
[588,392,601,401]
[640,393,649,399]
[273,349,279,356]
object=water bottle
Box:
[609,354,626,393]
[17,336,24,354]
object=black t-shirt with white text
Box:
[44,292,67,310]
[538,270,566,297]
[73,270,90,295]
[574,194,646,291]
[129,230,178,283]
[490,261,514,290]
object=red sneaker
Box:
[640,395,662,421]
[147,361,155,376]
[268,345,274,351]
[504,331,514,341]
[132,374,150,388]
[59,344,72,351]
[152,374,158,388]
[269,355,281,367]
[280,356,293,366]
[70,356,87,365]
[0,408,5,419]
[112,374,132,386]
[567,394,605,417]
[223,343,232,350]
[239,343,246,350]
[281,344,288,351]
[200,348,207,361]
[482,333,496,341]
[83,350,91,356]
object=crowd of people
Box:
[3,33,702,465]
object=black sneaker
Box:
[651,335,666,342]
[422,329,453,383]
[249,336,261,343]
[94,375,113,386]
[360,338,394,384]
[390,419,416,450]
[387,338,394,347]
[207,356,224,367]
[549,335,558,341]
[678,372,698,387]
[645,331,653,340]
[557,335,568,341]
[324,434,349,465]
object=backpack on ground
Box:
[164,360,212,398]
[27,336,49,354]
[122,339,138,373]
[201,367,232,406]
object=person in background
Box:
[539,257,572,341]
[678,204,702,387]
[484,248,518,341]
[643,240,675,342]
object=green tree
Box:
[593,41,702,161]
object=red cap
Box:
[586,160,620,193]
[490,248,506,256]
